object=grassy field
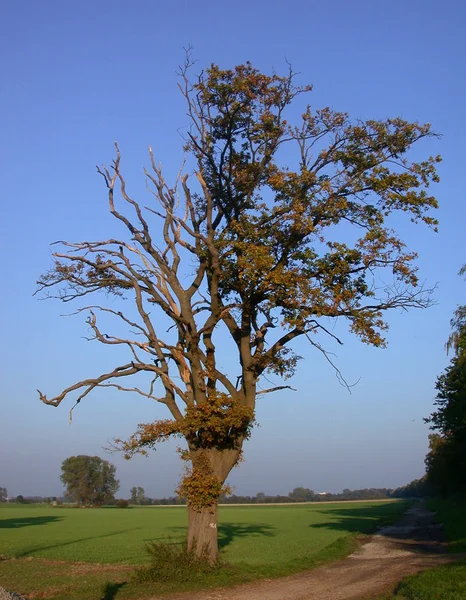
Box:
[375,497,466,600]
[0,500,407,599]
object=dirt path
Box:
[157,502,463,600]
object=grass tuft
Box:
[134,538,223,583]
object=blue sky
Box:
[1,0,465,499]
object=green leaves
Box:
[60,455,119,506]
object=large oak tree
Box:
[37,59,440,561]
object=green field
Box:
[0,500,407,599]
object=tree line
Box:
[0,480,405,505]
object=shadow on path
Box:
[310,503,447,553]
[308,503,408,535]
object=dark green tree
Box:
[446,264,466,357]
[425,265,466,495]
[0,487,7,502]
[60,455,119,506]
[38,59,440,561]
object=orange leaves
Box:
[186,62,440,356]
[177,468,228,510]
[115,391,249,509]
[181,392,255,450]
[114,392,255,459]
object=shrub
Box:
[115,499,129,508]
[134,539,222,582]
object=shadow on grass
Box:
[0,516,64,529]
[219,522,276,549]
[15,527,143,558]
[162,522,276,550]
[309,503,409,535]
[101,581,127,599]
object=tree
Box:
[288,487,315,502]
[16,495,25,504]
[130,486,146,505]
[0,487,7,502]
[37,58,440,561]
[445,264,466,357]
[60,455,119,506]
[425,265,466,495]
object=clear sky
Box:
[1,0,465,499]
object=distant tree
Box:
[37,57,440,562]
[130,486,146,505]
[60,455,119,506]
[16,495,24,504]
[115,499,130,508]
[288,487,315,502]
[0,487,7,502]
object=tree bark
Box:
[187,503,219,564]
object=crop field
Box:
[0,500,407,599]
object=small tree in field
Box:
[37,58,440,561]
[61,455,119,506]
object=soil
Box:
[157,502,464,600]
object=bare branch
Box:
[305,334,358,393]
[257,385,297,395]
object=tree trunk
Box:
[185,444,246,563]
[187,503,219,564]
